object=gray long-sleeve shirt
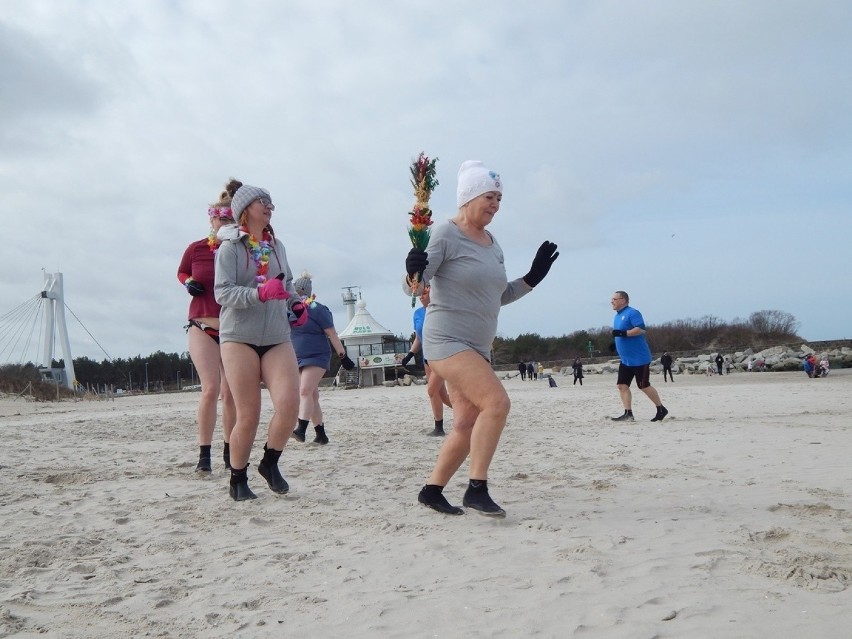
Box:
[419,221,531,361]
[214,226,299,346]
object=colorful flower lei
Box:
[301,293,317,308]
[407,152,438,306]
[207,207,233,253]
[242,226,273,283]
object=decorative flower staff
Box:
[407,152,439,307]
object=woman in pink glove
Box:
[214,182,308,501]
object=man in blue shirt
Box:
[610,291,668,422]
[400,286,452,436]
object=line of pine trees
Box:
[2,309,805,394]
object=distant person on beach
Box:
[537,362,544,379]
[400,286,452,436]
[290,271,354,445]
[404,159,558,517]
[610,291,668,422]
[214,182,308,501]
[660,351,674,382]
[804,353,817,378]
[715,353,724,376]
[177,181,238,473]
[572,357,584,386]
[517,361,527,380]
[527,361,535,381]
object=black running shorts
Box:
[616,363,651,389]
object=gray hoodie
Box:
[214,225,299,346]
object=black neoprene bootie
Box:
[196,445,212,473]
[257,444,289,493]
[418,484,463,515]
[292,419,308,442]
[223,442,231,470]
[428,419,445,437]
[229,465,257,501]
[313,424,329,445]
[650,405,669,422]
[462,480,506,518]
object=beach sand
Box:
[1,369,850,638]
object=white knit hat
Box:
[231,185,271,221]
[456,160,502,207]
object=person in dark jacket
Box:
[661,351,674,383]
[572,358,584,386]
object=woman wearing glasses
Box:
[176,181,238,474]
[214,182,308,501]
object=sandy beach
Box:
[1,368,850,638]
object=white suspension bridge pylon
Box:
[38,272,77,389]
[0,272,79,390]
[1,272,114,391]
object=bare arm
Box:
[324,327,346,357]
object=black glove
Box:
[340,354,355,370]
[608,342,617,353]
[186,279,205,296]
[401,352,415,367]
[522,241,559,288]
[612,329,627,337]
[406,248,428,279]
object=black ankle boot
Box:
[292,419,308,442]
[196,445,212,473]
[223,442,231,470]
[257,444,289,493]
[418,484,463,515]
[229,465,257,501]
[428,420,445,437]
[462,480,506,518]
[313,424,329,445]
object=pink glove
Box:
[289,301,308,327]
[258,278,290,303]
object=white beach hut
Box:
[337,299,404,387]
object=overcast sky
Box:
[2,1,850,365]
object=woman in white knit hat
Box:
[214,181,308,501]
[404,160,559,517]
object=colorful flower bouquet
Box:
[407,152,438,306]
